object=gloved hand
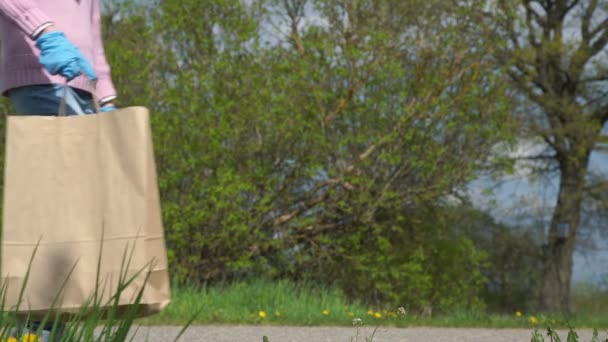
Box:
[35,31,97,81]
[100,104,117,112]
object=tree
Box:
[480,0,608,312]
[271,0,513,311]
[102,0,515,310]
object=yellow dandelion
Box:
[20,335,39,342]
[6,338,18,342]
[367,310,374,316]
[275,311,281,317]
[259,310,267,319]
[348,311,355,317]
[529,316,538,325]
[374,312,382,319]
[322,309,330,316]
[515,311,522,317]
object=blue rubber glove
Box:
[100,105,117,112]
[35,31,97,81]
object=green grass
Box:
[0,240,193,341]
[140,279,370,326]
[137,279,608,330]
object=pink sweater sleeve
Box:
[92,0,117,103]
[0,0,52,38]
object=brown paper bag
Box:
[0,107,171,318]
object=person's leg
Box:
[7,84,95,115]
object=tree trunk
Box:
[540,156,588,313]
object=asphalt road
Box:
[123,325,602,342]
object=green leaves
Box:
[103,0,513,309]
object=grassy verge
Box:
[0,241,192,341]
[137,279,608,329]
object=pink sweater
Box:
[0,0,116,103]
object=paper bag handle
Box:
[58,79,102,116]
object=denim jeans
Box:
[7,84,95,116]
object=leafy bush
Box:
[315,205,489,314]
[101,0,514,312]
[453,206,544,313]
